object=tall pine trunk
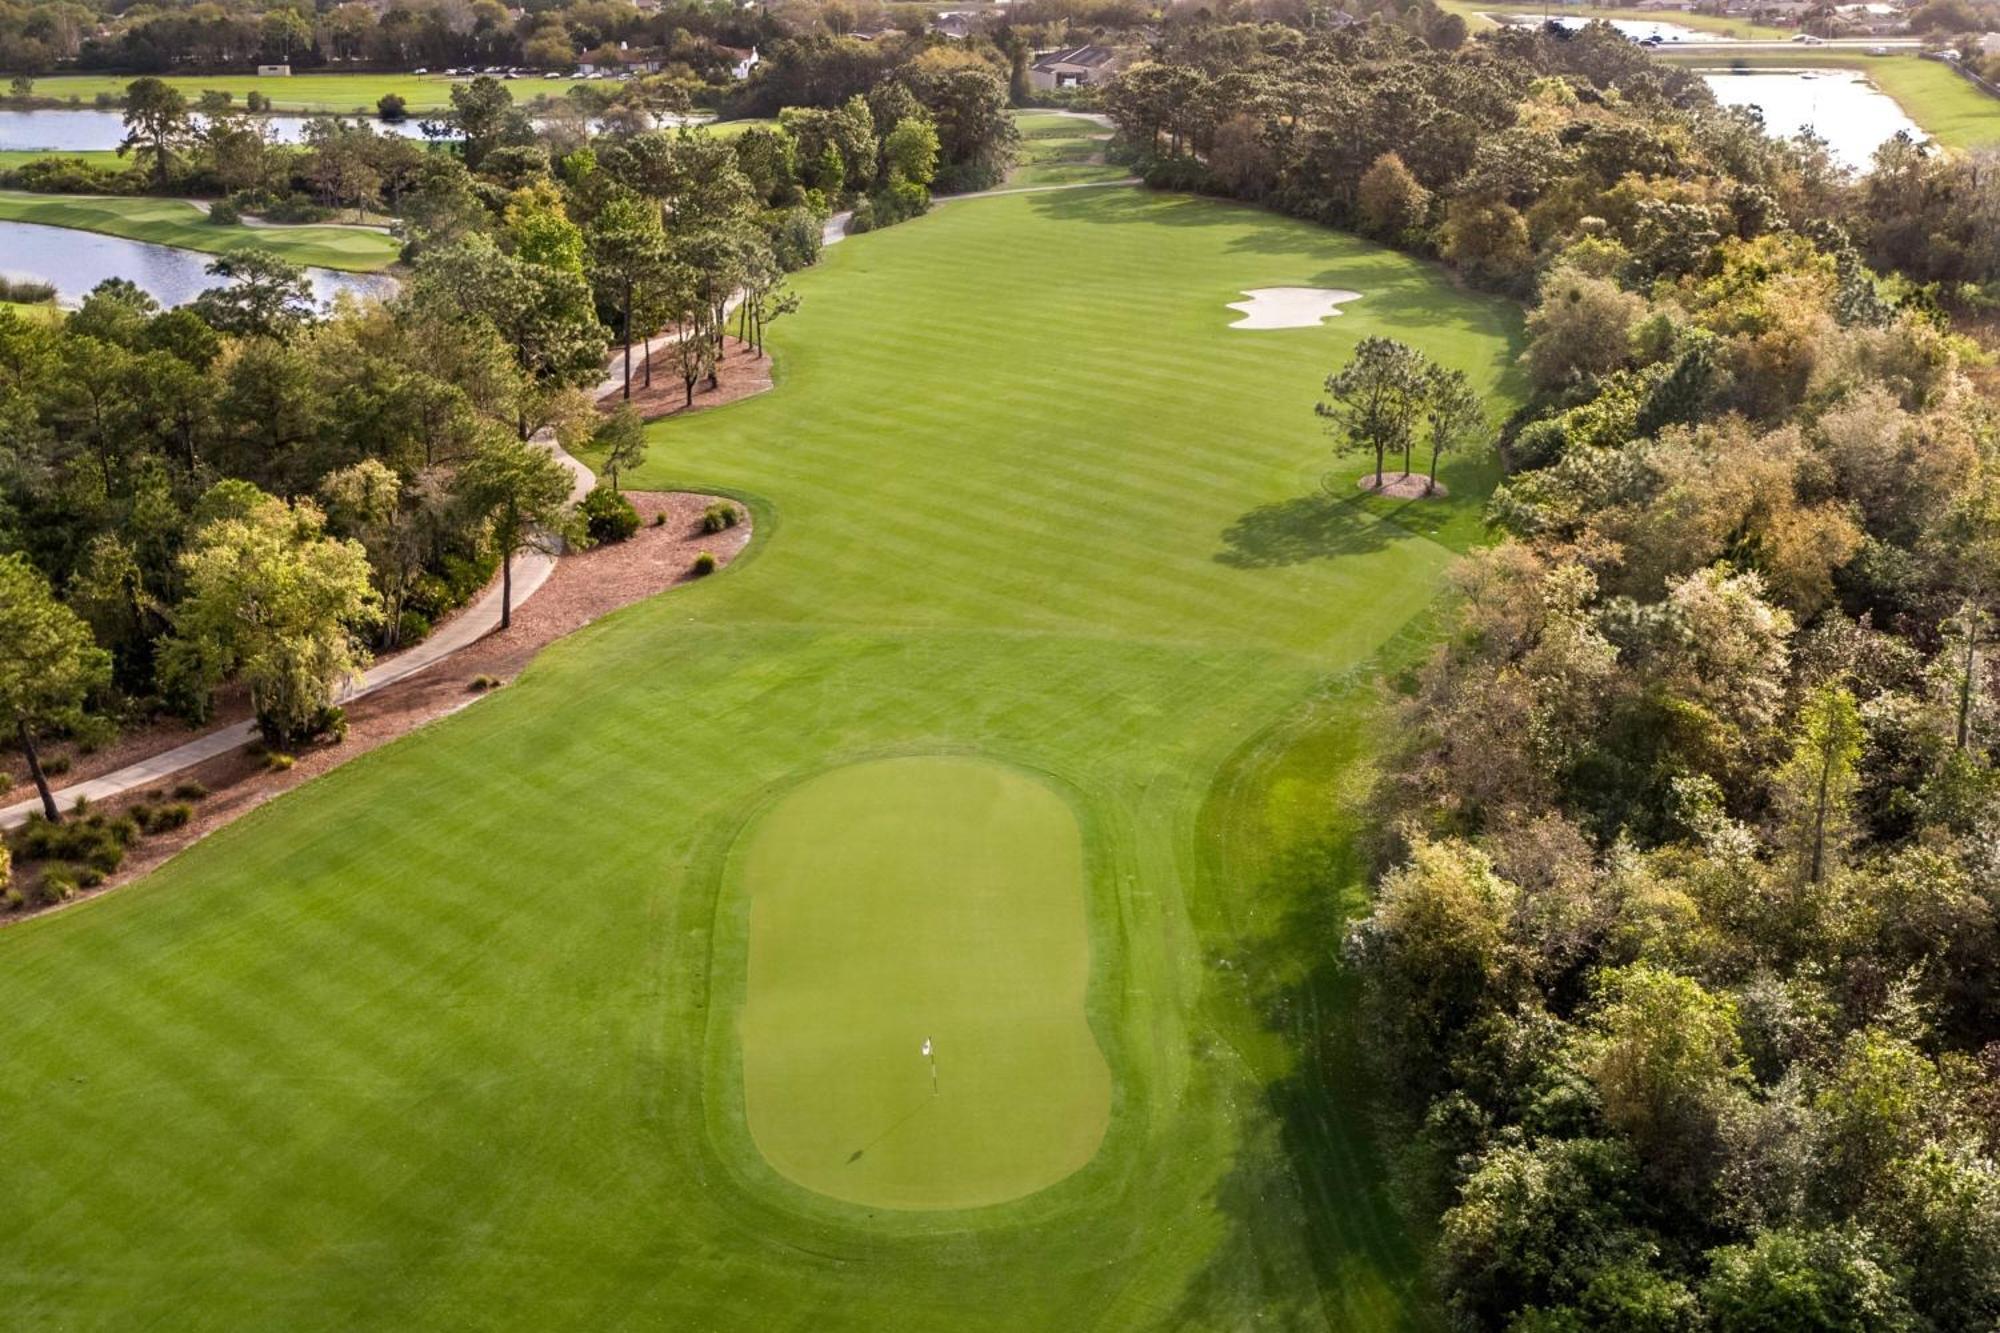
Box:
[18,720,58,823]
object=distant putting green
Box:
[0,190,401,271]
[737,756,1110,1210]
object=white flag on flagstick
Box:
[921,1038,932,1058]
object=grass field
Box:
[14,72,595,114]
[0,298,61,322]
[0,184,1522,1328]
[0,190,401,270]
[1665,52,2000,148]
[1008,111,1128,188]
[1441,1,1791,39]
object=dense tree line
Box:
[1099,20,2000,1326]
[0,0,771,84]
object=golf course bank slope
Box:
[734,756,1110,1211]
[0,185,1521,1328]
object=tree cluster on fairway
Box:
[1316,336,1481,493]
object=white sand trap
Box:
[1227,287,1363,329]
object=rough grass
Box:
[0,186,1522,1329]
[0,189,401,271]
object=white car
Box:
[1792,32,1823,43]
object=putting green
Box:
[737,756,1110,1209]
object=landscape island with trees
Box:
[0,1,1998,1329]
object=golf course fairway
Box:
[737,756,1109,1210]
[0,185,1523,1328]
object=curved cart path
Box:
[0,434,592,829]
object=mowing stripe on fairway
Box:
[736,755,1110,1210]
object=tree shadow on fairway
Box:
[1215,491,1408,569]
[1171,831,1437,1331]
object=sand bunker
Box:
[1227,287,1363,329]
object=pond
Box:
[1488,14,1730,42]
[1700,69,1924,171]
[0,108,440,152]
[0,219,397,308]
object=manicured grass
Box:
[1441,0,1791,39]
[737,755,1110,1211]
[1666,52,2000,148]
[0,147,122,170]
[0,186,1522,1327]
[0,190,401,271]
[0,299,62,322]
[15,72,595,114]
[1007,111,1127,187]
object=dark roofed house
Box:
[1029,44,1122,91]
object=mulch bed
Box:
[3,491,753,924]
[602,335,773,423]
[1356,471,1450,499]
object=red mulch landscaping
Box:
[602,335,773,423]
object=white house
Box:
[719,44,759,79]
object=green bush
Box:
[700,501,741,534]
[651,512,668,527]
[692,551,718,576]
[170,780,209,802]
[40,754,70,776]
[396,609,433,647]
[377,93,408,122]
[264,751,296,773]
[130,802,193,836]
[469,674,503,692]
[208,199,241,225]
[13,155,131,195]
[580,485,641,544]
[35,865,79,905]
[10,812,131,876]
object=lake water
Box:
[1489,14,1728,42]
[0,109,439,152]
[0,219,397,308]
[1701,69,1924,171]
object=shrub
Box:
[2,886,21,912]
[40,754,70,776]
[700,501,741,533]
[651,512,668,527]
[208,199,241,225]
[580,485,641,545]
[130,802,192,835]
[246,90,270,112]
[10,812,131,875]
[35,865,79,905]
[469,674,503,692]
[396,609,432,647]
[377,93,408,122]
[692,551,718,576]
[0,275,57,303]
[170,780,209,802]
[12,155,130,195]
[0,843,10,896]
[264,751,296,773]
